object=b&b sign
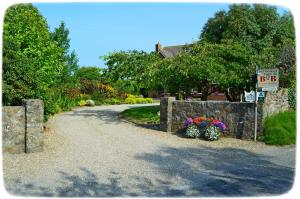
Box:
[257,68,279,91]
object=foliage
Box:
[51,21,79,79]
[78,100,86,106]
[80,79,117,99]
[166,4,295,101]
[278,46,296,87]
[102,50,161,90]
[2,4,83,120]
[99,4,294,101]
[3,4,64,106]
[124,95,153,104]
[100,98,123,105]
[200,4,295,89]
[263,111,296,145]
[288,80,296,110]
[111,79,139,94]
[186,124,201,138]
[124,97,136,104]
[204,126,221,141]
[193,41,253,101]
[75,66,103,81]
[120,106,160,124]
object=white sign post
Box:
[254,65,258,142]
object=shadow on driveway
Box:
[5,146,295,197]
[134,146,295,196]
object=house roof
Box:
[156,43,189,58]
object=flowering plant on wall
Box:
[183,115,226,141]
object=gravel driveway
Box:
[3,104,296,197]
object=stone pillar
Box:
[2,107,26,154]
[23,99,44,153]
[160,97,176,132]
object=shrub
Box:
[80,79,117,98]
[78,100,86,106]
[125,97,136,104]
[79,93,91,100]
[123,94,153,104]
[186,124,201,138]
[135,97,144,104]
[63,87,81,100]
[263,111,296,145]
[145,98,153,103]
[104,98,123,105]
[204,126,220,141]
[127,94,136,98]
[112,98,122,105]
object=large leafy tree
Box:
[102,50,160,92]
[151,41,254,101]
[200,4,295,89]
[3,4,65,105]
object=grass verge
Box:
[262,110,296,145]
[120,106,160,125]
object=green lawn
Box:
[120,106,160,125]
[262,110,296,145]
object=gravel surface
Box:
[3,104,296,197]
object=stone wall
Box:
[2,99,44,154]
[171,101,263,139]
[160,89,289,140]
[263,88,289,120]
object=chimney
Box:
[155,42,162,52]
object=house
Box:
[155,42,188,58]
[154,42,227,101]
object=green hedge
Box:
[124,95,153,104]
[263,111,296,145]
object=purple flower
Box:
[183,118,193,128]
[212,121,226,131]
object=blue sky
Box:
[34,3,289,68]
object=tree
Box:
[152,41,254,101]
[3,4,65,105]
[101,50,160,93]
[51,21,79,82]
[199,4,295,98]
[75,66,103,81]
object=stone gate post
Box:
[160,97,176,132]
[23,99,44,153]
